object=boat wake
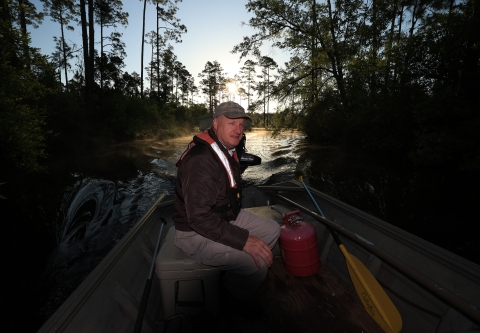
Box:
[36,171,175,321]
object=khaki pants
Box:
[174,209,281,300]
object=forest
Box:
[1,0,479,181]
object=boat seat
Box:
[155,227,221,319]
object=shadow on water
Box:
[1,129,478,331]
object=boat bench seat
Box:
[155,227,221,319]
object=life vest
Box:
[176,129,242,217]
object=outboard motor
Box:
[239,152,261,167]
[236,134,261,171]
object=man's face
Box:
[213,115,245,150]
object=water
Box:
[1,129,478,331]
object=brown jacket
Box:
[173,128,249,251]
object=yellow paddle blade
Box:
[339,245,402,333]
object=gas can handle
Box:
[288,215,304,226]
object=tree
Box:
[155,0,186,95]
[10,0,43,69]
[94,48,125,91]
[145,30,159,93]
[140,0,148,98]
[42,0,76,91]
[160,48,176,104]
[1,0,51,172]
[232,0,352,121]
[239,59,257,110]
[15,0,44,35]
[117,71,141,96]
[174,64,193,105]
[87,0,94,99]
[78,0,95,104]
[198,61,225,115]
[94,0,128,91]
[259,56,277,127]
[139,0,185,98]
[51,35,76,90]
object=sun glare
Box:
[227,82,237,93]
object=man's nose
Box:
[234,124,243,133]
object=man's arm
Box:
[181,148,249,250]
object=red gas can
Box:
[278,209,321,276]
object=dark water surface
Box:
[1,129,478,331]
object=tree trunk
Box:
[100,16,104,91]
[60,12,69,91]
[150,43,153,92]
[247,74,251,108]
[371,0,378,95]
[88,0,95,98]
[409,0,418,38]
[326,0,348,109]
[79,0,90,103]
[311,0,317,103]
[141,0,147,98]
[400,0,418,88]
[1,0,19,68]
[460,0,480,105]
[18,0,29,68]
[267,68,269,127]
[384,0,398,88]
[156,2,160,96]
[393,4,404,86]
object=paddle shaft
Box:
[301,180,351,247]
[134,218,166,333]
[300,179,344,244]
[299,179,401,333]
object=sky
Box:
[28,0,291,106]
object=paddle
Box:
[299,177,402,333]
[134,217,167,333]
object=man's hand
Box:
[243,235,273,269]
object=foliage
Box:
[2,0,479,178]
[0,0,207,175]
[239,59,257,109]
[0,61,50,172]
[171,102,209,128]
[233,0,480,173]
[0,1,50,173]
[198,60,226,115]
[41,0,77,90]
[139,0,186,98]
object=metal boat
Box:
[37,180,480,332]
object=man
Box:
[173,101,280,304]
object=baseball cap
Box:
[213,101,252,120]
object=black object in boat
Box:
[239,152,262,167]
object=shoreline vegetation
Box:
[1,0,479,200]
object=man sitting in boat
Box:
[173,101,280,312]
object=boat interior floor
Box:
[155,257,384,333]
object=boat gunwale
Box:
[259,183,480,327]
[259,182,480,279]
[37,194,174,333]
